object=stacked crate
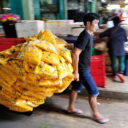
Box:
[91,54,106,87]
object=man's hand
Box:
[74,72,79,81]
[65,43,74,50]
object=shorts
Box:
[71,69,99,96]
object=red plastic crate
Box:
[0,38,25,51]
[91,54,106,87]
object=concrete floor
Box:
[0,95,128,128]
[100,76,128,94]
[96,76,128,100]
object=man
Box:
[67,13,109,124]
[100,16,127,82]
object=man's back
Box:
[100,26,127,56]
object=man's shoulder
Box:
[79,30,89,38]
[75,30,90,46]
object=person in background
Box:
[67,13,109,124]
[99,16,127,82]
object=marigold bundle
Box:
[0,30,74,112]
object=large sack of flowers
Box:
[0,30,74,112]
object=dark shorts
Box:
[71,69,99,96]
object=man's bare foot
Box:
[67,108,83,114]
[93,113,109,124]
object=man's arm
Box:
[72,47,82,81]
[99,29,110,38]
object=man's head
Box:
[83,13,100,33]
[112,16,123,26]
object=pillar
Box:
[64,0,68,19]
[22,0,34,20]
[33,0,41,19]
[9,0,23,19]
[58,0,65,19]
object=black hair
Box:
[112,16,122,26]
[83,13,100,26]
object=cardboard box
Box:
[15,20,45,37]
[71,22,84,36]
[45,20,74,36]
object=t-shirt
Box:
[99,26,127,56]
[74,30,93,72]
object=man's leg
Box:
[67,82,84,113]
[117,56,125,82]
[80,70,109,123]
[110,55,117,77]
[88,96,109,123]
[88,96,102,118]
[67,90,78,112]
[118,56,125,73]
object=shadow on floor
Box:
[0,98,93,122]
[0,105,24,121]
[35,98,93,121]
